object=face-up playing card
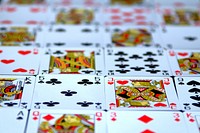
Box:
[39,48,104,75]
[0,24,44,47]
[175,77,200,111]
[31,75,105,110]
[105,47,171,76]
[156,5,200,26]
[103,6,155,26]
[105,76,180,110]
[104,25,158,48]
[49,6,102,25]
[167,50,200,76]
[0,108,28,133]
[27,109,106,133]
[0,6,50,25]
[107,111,188,133]
[0,47,41,75]
[184,112,200,133]
[0,75,35,109]
[159,27,200,49]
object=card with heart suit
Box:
[156,5,200,26]
[175,77,200,111]
[39,48,104,75]
[49,6,102,25]
[0,6,50,25]
[107,111,188,133]
[27,109,106,133]
[158,27,200,49]
[105,76,180,110]
[167,50,200,76]
[105,48,172,76]
[1,0,51,5]
[0,109,28,133]
[103,25,158,48]
[184,112,200,133]
[103,6,155,26]
[0,24,44,47]
[31,75,105,110]
[0,75,35,109]
[0,47,41,75]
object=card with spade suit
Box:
[105,76,180,110]
[39,48,104,75]
[31,75,106,110]
[0,75,35,109]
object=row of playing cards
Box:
[1,109,200,133]
[1,75,200,111]
[0,24,200,49]
[0,47,200,76]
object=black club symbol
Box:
[46,78,62,85]
[43,101,60,107]
[61,90,77,96]
[77,101,94,107]
[77,79,93,86]
[4,102,18,107]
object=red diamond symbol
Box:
[141,129,155,133]
[138,115,153,124]
[96,117,101,121]
[189,118,195,122]
[111,117,116,121]
[33,117,38,120]
[43,114,54,121]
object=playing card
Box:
[0,108,28,133]
[0,75,35,109]
[107,110,188,133]
[49,6,102,25]
[105,76,180,110]
[175,77,200,111]
[103,6,155,26]
[105,47,171,76]
[0,47,41,75]
[167,50,200,76]
[0,6,50,25]
[1,0,51,5]
[156,5,200,26]
[159,26,200,49]
[0,24,44,47]
[39,48,104,75]
[184,112,200,133]
[31,75,105,110]
[104,25,158,47]
[155,0,200,6]
[27,109,106,133]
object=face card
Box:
[103,7,155,26]
[156,5,200,26]
[39,48,104,75]
[167,50,200,76]
[159,27,200,49]
[31,75,105,110]
[104,25,158,48]
[184,112,200,133]
[0,24,43,47]
[105,76,180,110]
[0,6,50,25]
[107,111,188,133]
[0,75,35,109]
[49,6,102,25]
[105,48,171,76]
[175,77,200,111]
[0,109,28,133]
[27,109,106,133]
[0,47,41,75]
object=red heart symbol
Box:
[117,80,128,85]
[18,50,31,55]
[6,7,16,12]
[1,20,12,24]
[1,59,15,64]
[30,8,40,13]
[12,68,27,73]
[178,52,188,56]
[0,50,2,53]
[96,117,101,121]
[154,103,167,107]
[108,81,114,85]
